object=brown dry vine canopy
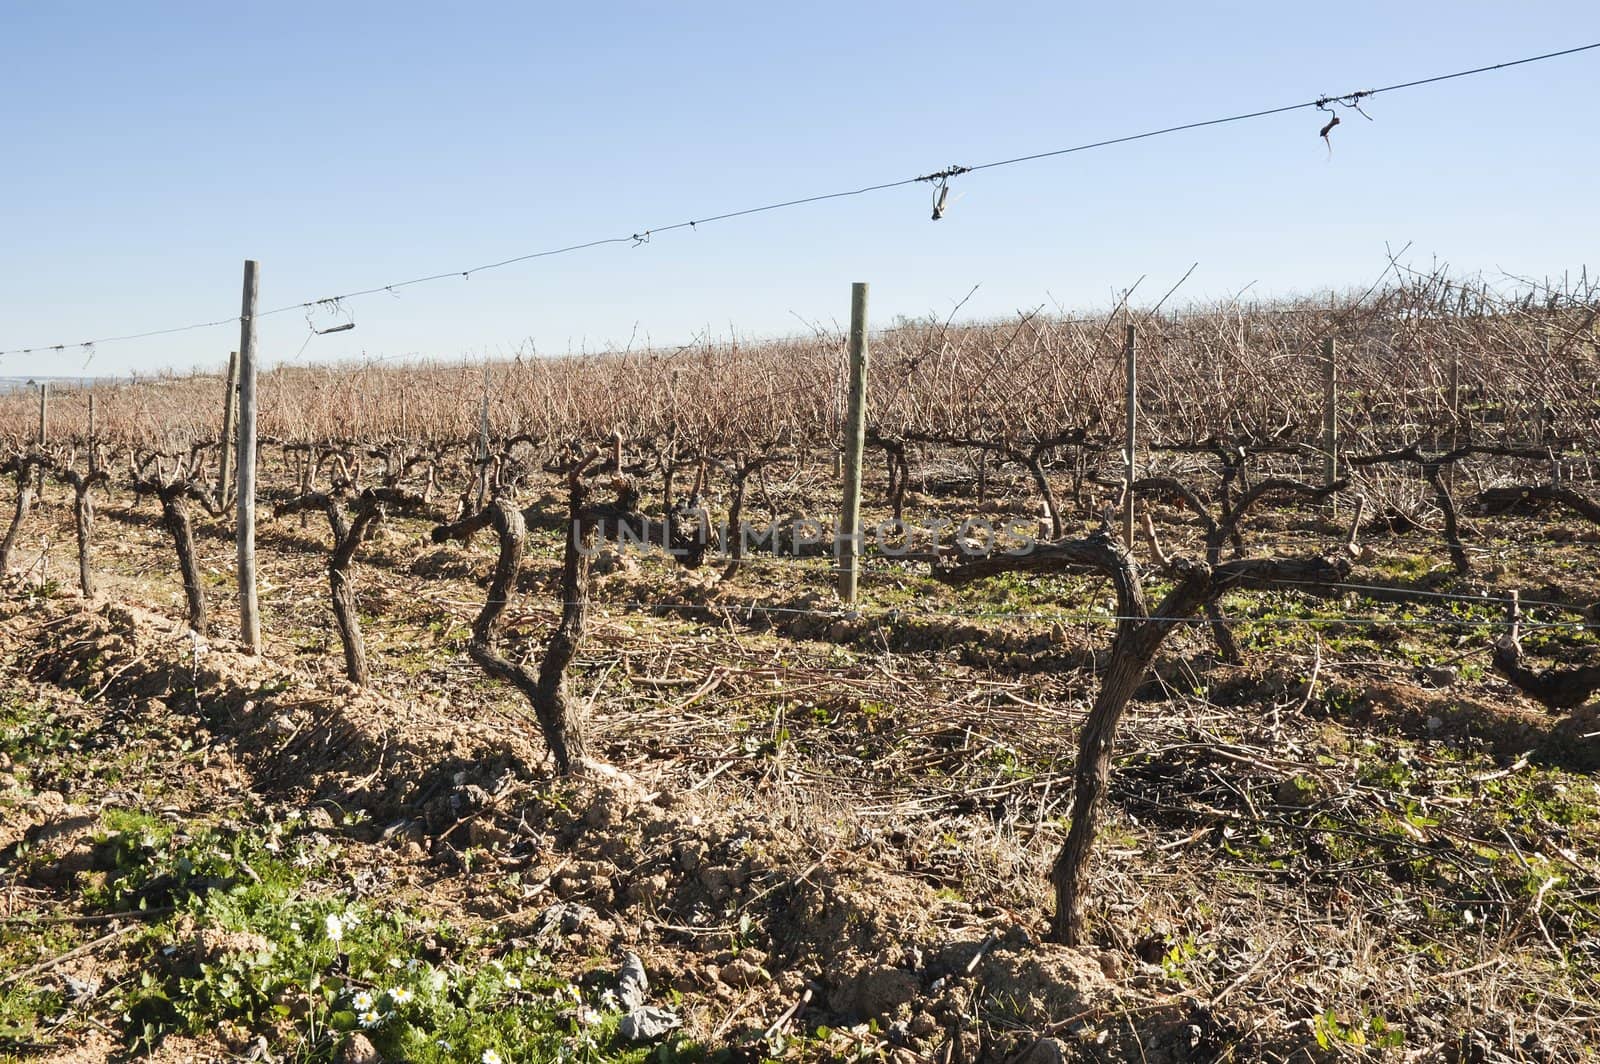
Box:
[0,274,1595,465]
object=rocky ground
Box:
[2,478,1598,1062]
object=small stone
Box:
[339,1033,380,1064]
[1424,666,1459,688]
[717,957,770,989]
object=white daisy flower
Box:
[483,1051,504,1064]
[388,987,414,1005]
[357,1008,383,1028]
[324,914,344,942]
[350,990,375,1011]
[504,974,522,989]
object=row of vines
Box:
[2,270,1597,946]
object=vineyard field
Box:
[3,277,1600,1063]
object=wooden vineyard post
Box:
[838,282,869,602]
[35,381,49,496]
[1322,336,1338,512]
[1122,323,1136,549]
[218,351,240,507]
[87,391,97,471]
[1447,349,1461,490]
[236,261,262,654]
[476,365,491,508]
[1539,322,1552,447]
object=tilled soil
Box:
[2,484,1598,1063]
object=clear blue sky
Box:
[2,2,1596,379]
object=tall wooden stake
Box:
[218,351,240,506]
[476,365,491,508]
[35,382,49,496]
[1122,324,1137,548]
[1322,336,1338,505]
[1447,349,1461,491]
[237,262,262,654]
[838,282,870,602]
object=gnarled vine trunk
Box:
[935,534,1350,945]
[434,495,590,773]
[158,489,207,634]
[0,457,39,574]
